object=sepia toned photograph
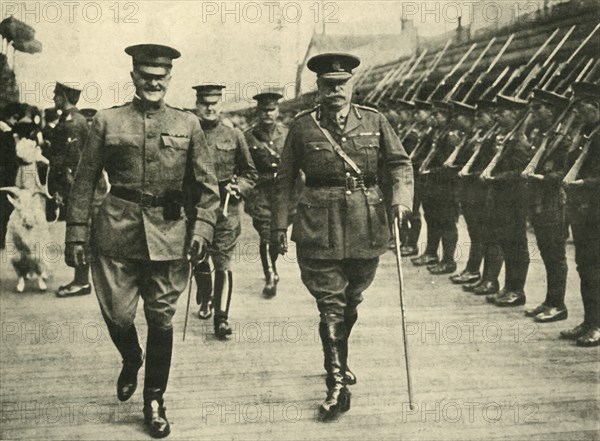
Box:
[0,0,599,439]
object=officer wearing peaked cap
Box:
[64,44,220,438]
[271,53,413,421]
[243,90,292,297]
[191,83,257,338]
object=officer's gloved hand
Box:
[393,204,412,224]
[270,230,288,255]
[187,235,208,267]
[65,243,88,268]
[225,182,241,199]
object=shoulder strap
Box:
[310,111,363,177]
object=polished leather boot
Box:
[194,261,213,320]
[319,322,355,388]
[525,303,548,318]
[260,243,278,297]
[462,279,483,292]
[450,270,480,285]
[473,280,499,296]
[115,325,144,402]
[560,322,590,340]
[535,306,568,323]
[576,327,600,347]
[494,290,526,307]
[143,327,173,438]
[214,271,233,339]
[400,245,418,257]
[344,313,358,386]
[319,319,351,421]
[428,261,457,275]
[411,254,439,267]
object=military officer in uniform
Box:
[192,83,257,338]
[244,91,290,297]
[271,53,413,421]
[49,82,93,298]
[561,81,600,347]
[65,44,220,438]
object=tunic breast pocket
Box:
[215,140,237,178]
[159,135,189,181]
[303,142,336,176]
[105,136,141,180]
[352,136,380,171]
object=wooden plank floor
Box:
[1,214,599,440]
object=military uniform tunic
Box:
[201,120,257,270]
[244,122,291,242]
[66,98,220,329]
[272,104,413,317]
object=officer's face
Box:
[196,97,222,122]
[131,69,171,103]
[317,78,352,110]
[257,105,279,126]
[53,91,66,110]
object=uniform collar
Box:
[200,118,220,131]
[319,103,361,136]
[132,95,166,114]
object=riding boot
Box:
[344,312,358,385]
[261,243,279,297]
[319,317,351,421]
[213,270,233,339]
[143,327,173,438]
[194,261,213,319]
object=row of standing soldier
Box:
[368,26,599,348]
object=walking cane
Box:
[183,251,206,341]
[393,214,414,409]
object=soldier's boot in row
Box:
[529,260,568,322]
[319,318,351,421]
[260,243,279,298]
[465,243,503,294]
[213,270,233,339]
[577,271,600,347]
[412,225,439,266]
[429,224,457,275]
[194,261,213,320]
[402,214,422,257]
[56,264,92,297]
[143,327,173,438]
[451,241,482,284]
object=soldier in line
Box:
[192,84,257,338]
[271,53,413,421]
[560,81,600,347]
[523,89,572,323]
[0,102,21,249]
[49,82,92,298]
[65,44,220,438]
[415,100,458,273]
[243,91,289,297]
[453,100,502,289]
[483,95,532,307]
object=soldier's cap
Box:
[413,99,433,111]
[530,88,569,108]
[307,53,360,81]
[80,108,97,119]
[193,83,225,103]
[475,99,496,112]
[253,91,283,108]
[395,98,415,110]
[495,94,528,112]
[54,82,82,103]
[571,81,600,103]
[450,100,476,116]
[432,100,452,113]
[125,44,181,75]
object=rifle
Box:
[545,22,600,91]
[444,128,482,168]
[418,128,451,174]
[583,58,600,82]
[458,122,499,177]
[365,67,397,102]
[462,34,515,103]
[404,40,451,101]
[515,25,577,98]
[389,49,428,101]
[563,128,599,186]
[373,56,414,104]
[444,38,496,101]
[479,66,511,100]
[426,43,477,101]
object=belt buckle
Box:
[139,192,154,207]
[345,176,357,191]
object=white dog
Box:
[1,187,52,292]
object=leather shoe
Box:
[576,327,600,347]
[535,306,568,323]
[56,282,91,298]
[560,322,590,340]
[462,280,483,292]
[428,261,457,275]
[197,300,213,320]
[486,288,508,303]
[214,318,233,340]
[143,400,170,438]
[473,281,499,296]
[494,290,526,307]
[117,353,144,402]
[525,303,548,317]
[400,245,418,257]
[411,254,439,267]
[450,270,480,284]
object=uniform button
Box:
[345,172,350,177]
[365,190,369,195]
[346,190,352,195]
[253,146,257,149]
[269,141,274,145]
[271,163,278,167]
[341,137,346,142]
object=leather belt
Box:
[305,175,377,190]
[110,186,166,207]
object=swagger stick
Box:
[393,214,414,409]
